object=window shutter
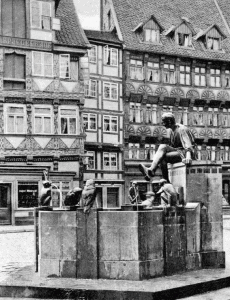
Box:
[14,0,26,38]
[15,55,25,79]
[4,54,14,78]
[31,1,41,28]
[44,53,53,77]
[2,0,13,37]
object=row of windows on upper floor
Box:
[129,60,230,88]
[128,103,230,127]
[85,80,119,100]
[4,52,77,90]
[86,151,118,171]
[83,113,119,133]
[0,0,59,39]
[0,104,79,135]
[88,46,119,67]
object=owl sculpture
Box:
[82,179,97,214]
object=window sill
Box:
[4,78,25,82]
[85,129,97,132]
[103,64,118,68]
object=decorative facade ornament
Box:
[70,138,84,154]
[126,124,135,134]
[186,89,200,99]
[26,104,32,134]
[190,128,198,138]
[170,88,184,98]
[214,129,227,140]
[26,78,32,91]
[126,83,135,96]
[137,125,151,136]
[45,138,68,150]
[137,84,153,97]
[17,137,43,152]
[155,86,169,97]
[153,126,167,138]
[199,129,213,139]
[53,54,59,78]
[32,80,40,92]
[53,104,59,134]
[201,90,215,100]
[217,91,229,101]
[26,52,32,76]
[0,137,14,150]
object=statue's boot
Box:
[139,164,155,181]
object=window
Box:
[130,103,141,123]
[18,182,38,208]
[85,80,97,97]
[86,151,95,170]
[104,46,118,66]
[1,0,26,38]
[195,67,206,86]
[145,29,160,43]
[88,45,97,63]
[34,106,52,134]
[103,152,117,170]
[103,116,118,133]
[145,104,157,124]
[4,53,25,90]
[177,33,192,47]
[179,65,191,85]
[107,187,119,208]
[206,37,220,51]
[130,59,144,80]
[108,10,111,29]
[163,64,176,84]
[210,68,221,87]
[103,82,118,100]
[225,70,230,88]
[147,62,160,82]
[32,52,53,77]
[129,143,139,159]
[60,108,77,135]
[5,105,26,133]
[83,113,97,131]
[145,144,155,160]
[207,108,219,127]
[31,1,52,30]
[70,57,79,81]
[191,107,204,126]
[60,54,70,79]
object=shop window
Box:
[32,51,53,77]
[130,59,144,80]
[107,187,119,208]
[195,67,206,86]
[210,68,221,87]
[1,0,26,38]
[104,46,118,66]
[147,62,160,82]
[5,105,26,134]
[179,65,191,85]
[103,115,118,132]
[59,54,70,79]
[163,64,175,84]
[103,152,117,170]
[88,45,97,63]
[103,82,118,100]
[31,1,52,30]
[4,53,25,90]
[60,108,77,135]
[85,80,97,97]
[18,182,38,208]
[83,113,97,130]
[86,151,95,170]
[34,106,52,134]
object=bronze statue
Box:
[39,170,52,206]
[64,187,82,206]
[82,179,97,214]
[141,191,155,208]
[157,179,178,206]
[139,112,197,182]
[128,181,139,204]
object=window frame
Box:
[225,69,230,88]
[104,46,118,66]
[103,152,118,170]
[163,63,176,84]
[59,106,78,135]
[194,66,206,87]
[130,59,144,80]
[5,103,26,134]
[86,151,95,170]
[4,53,26,90]
[31,0,52,30]
[88,45,97,63]
[59,54,70,79]
[210,68,221,87]
[17,181,39,209]
[85,79,97,98]
[147,62,160,82]
[179,65,191,85]
[103,82,118,100]
[206,36,221,51]
[32,51,53,77]
[33,105,53,135]
[83,113,97,131]
[144,28,160,43]
[103,115,118,133]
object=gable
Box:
[143,19,160,31]
[176,23,193,35]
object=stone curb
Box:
[1,276,230,300]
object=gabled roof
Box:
[165,18,196,36]
[132,15,164,33]
[55,0,90,48]
[85,30,122,45]
[111,0,230,62]
[194,24,227,40]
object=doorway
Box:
[0,184,11,225]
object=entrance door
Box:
[0,184,11,224]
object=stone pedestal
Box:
[98,210,164,280]
[169,161,225,268]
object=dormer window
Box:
[207,37,220,51]
[178,33,191,47]
[145,29,160,43]
[31,1,52,30]
[175,23,193,47]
